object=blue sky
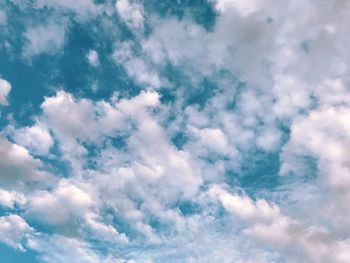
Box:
[1,0,350,262]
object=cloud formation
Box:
[1,0,350,262]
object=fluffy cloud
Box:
[25,180,93,226]
[86,49,99,67]
[116,0,144,32]
[0,138,50,189]
[2,0,350,262]
[13,123,53,155]
[280,106,350,239]
[0,78,11,106]
[281,107,350,186]
[112,41,163,88]
[210,185,350,263]
[18,175,128,245]
[215,0,263,15]
[0,189,26,209]
[0,215,33,251]
[16,90,201,246]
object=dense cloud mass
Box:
[0,0,350,262]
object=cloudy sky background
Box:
[1,0,350,262]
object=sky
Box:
[0,0,350,262]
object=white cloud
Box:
[26,180,93,226]
[0,78,11,106]
[40,91,119,173]
[141,18,211,82]
[0,215,33,251]
[116,0,144,32]
[189,127,230,155]
[86,49,99,67]
[0,189,26,209]
[41,90,131,143]
[210,184,350,263]
[209,185,280,222]
[215,0,263,16]
[280,107,350,185]
[2,0,350,261]
[280,106,350,239]
[14,123,54,155]
[23,22,66,58]
[23,90,198,245]
[0,138,50,189]
[29,234,109,263]
[255,126,282,152]
[112,41,163,88]
[25,179,128,243]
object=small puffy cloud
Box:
[209,185,280,222]
[23,22,66,58]
[86,49,99,67]
[14,124,54,155]
[41,91,97,141]
[0,78,11,106]
[0,215,33,251]
[189,127,230,155]
[115,0,144,32]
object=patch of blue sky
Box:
[0,243,39,263]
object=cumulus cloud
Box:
[210,185,350,263]
[2,0,350,262]
[0,215,33,251]
[0,138,50,189]
[13,123,53,155]
[116,0,144,32]
[26,180,93,226]
[38,90,201,240]
[0,78,11,106]
[0,189,26,209]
